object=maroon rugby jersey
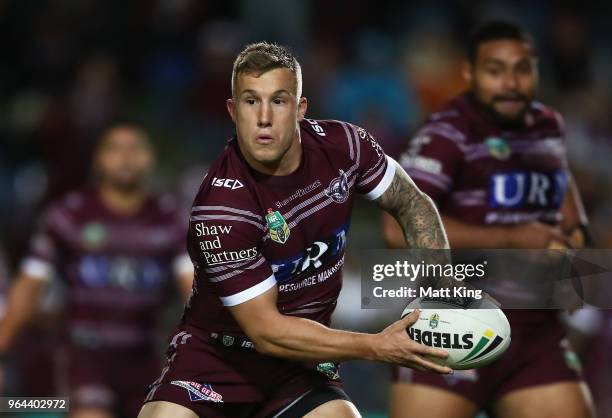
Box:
[399,92,569,323]
[184,118,394,337]
[22,189,190,348]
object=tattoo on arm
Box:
[375,162,449,249]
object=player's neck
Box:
[98,184,147,215]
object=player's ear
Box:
[297,97,308,122]
[226,98,236,122]
[461,60,473,85]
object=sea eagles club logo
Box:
[266,209,290,244]
[325,169,349,203]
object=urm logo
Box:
[271,223,349,282]
[489,170,567,209]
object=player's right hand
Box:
[373,309,453,374]
[508,222,571,249]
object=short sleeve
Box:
[348,124,395,200]
[398,126,464,204]
[189,206,275,306]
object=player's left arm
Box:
[374,160,449,250]
[560,171,592,248]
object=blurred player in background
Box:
[0,122,193,418]
[384,21,594,418]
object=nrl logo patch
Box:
[266,209,290,244]
[171,380,223,403]
[429,313,440,329]
[485,137,511,160]
[324,169,349,203]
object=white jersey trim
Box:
[21,257,54,281]
[220,274,277,307]
[363,155,396,200]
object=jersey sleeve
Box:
[21,204,65,281]
[189,205,275,307]
[398,124,464,204]
[347,124,395,200]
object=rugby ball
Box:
[402,297,511,370]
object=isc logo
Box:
[306,119,326,136]
[212,177,244,190]
[489,170,567,208]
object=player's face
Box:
[465,39,538,125]
[227,68,307,174]
[95,126,154,191]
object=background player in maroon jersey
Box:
[0,123,194,418]
[384,21,594,418]
[139,43,453,418]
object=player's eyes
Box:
[516,63,533,74]
[245,98,257,105]
[485,67,503,76]
[272,98,285,105]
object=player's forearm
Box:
[0,274,45,354]
[250,314,378,362]
[376,163,449,250]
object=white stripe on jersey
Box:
[406,169,452,192]
[359,151,386,182]
[364,155,396,200]
[287,177,357,229]
[220,274,277,306]
[191,205,263,221]
[208,257,266,283]
[189,214,265,230]
[338,120,355,160]
[204,257,260,274]
[418,122,466,144]
[358,154,388,187]
[349,122,361,168]
[283,189,328,219]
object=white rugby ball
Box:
[402,297,511,370]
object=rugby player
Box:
[384,21,594,418]
[0,123,194,418]
[139,42,453,418]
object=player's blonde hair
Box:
[231,42,302,99]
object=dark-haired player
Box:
[0,123,194,418]
[384,21,594,418]
[139,42,453,418]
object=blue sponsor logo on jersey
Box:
[77,255,166,290]
[489,170,567,209]
[271,223,349,282]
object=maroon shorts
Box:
[392,314,583,407]
[144,328,345,417]
[61,344,161,418]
